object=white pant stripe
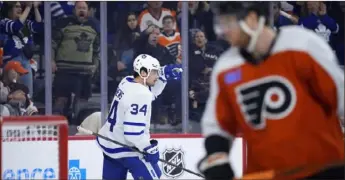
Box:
[141,158,159,179]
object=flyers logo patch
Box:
[235,76,297,129]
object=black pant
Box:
[53,72,92,100]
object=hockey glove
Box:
[197,152,234,180]
[159,64,183,81]
[143,139,159,164]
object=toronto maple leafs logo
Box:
[315,23,331,42]
[74,32,92,52]
[12,36,28,49]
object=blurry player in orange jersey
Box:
[197,2,344,180]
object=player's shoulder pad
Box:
[212,47,245,79]
[273,26,337,64]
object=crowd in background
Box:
[0,1,344,134]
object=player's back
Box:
[213,26,344,178]
[98,76,153,159]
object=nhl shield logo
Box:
[162,148,185,178]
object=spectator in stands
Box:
[192,30,223,67]
[0,61,38,116]
[138,1,176,32]
[280,1,295,14]
[49,1,75,20]
[1,61,28,85]
[0,62,22,109]
[176,2,216,41]
[45,1,97,21]
[108,12,140,101]
[299,2,339,43]
[273,2,298,30]
[133,25,176,65]
[158,15,181,63]
[87,2,99,19]
[113,12,140,61]
[188,30,223,122]
[0,1,43,98]
[0,79,11,116]
[51,1,100,123]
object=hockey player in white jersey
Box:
[97,54,182,180]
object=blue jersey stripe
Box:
[124,122,146,126]
[96,137,133,154]
[124,130,144,135]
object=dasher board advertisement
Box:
[2,135,245,180]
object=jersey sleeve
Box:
[138,10,148,32]
[150,78,167,100]
[304,34,344,121]
[123,92,152,151]
[201,64,236,140]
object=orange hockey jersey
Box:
[158,31,181,59]
[138,8,177,32]
[201,26,344,179]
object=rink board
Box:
[2,134,245,179]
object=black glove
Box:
[197,152,234,180]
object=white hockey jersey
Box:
[97,76,166,159]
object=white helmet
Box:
[133,54,160,78]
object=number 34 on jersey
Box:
[107,85,150,132]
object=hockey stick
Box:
[77,126,205,178]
